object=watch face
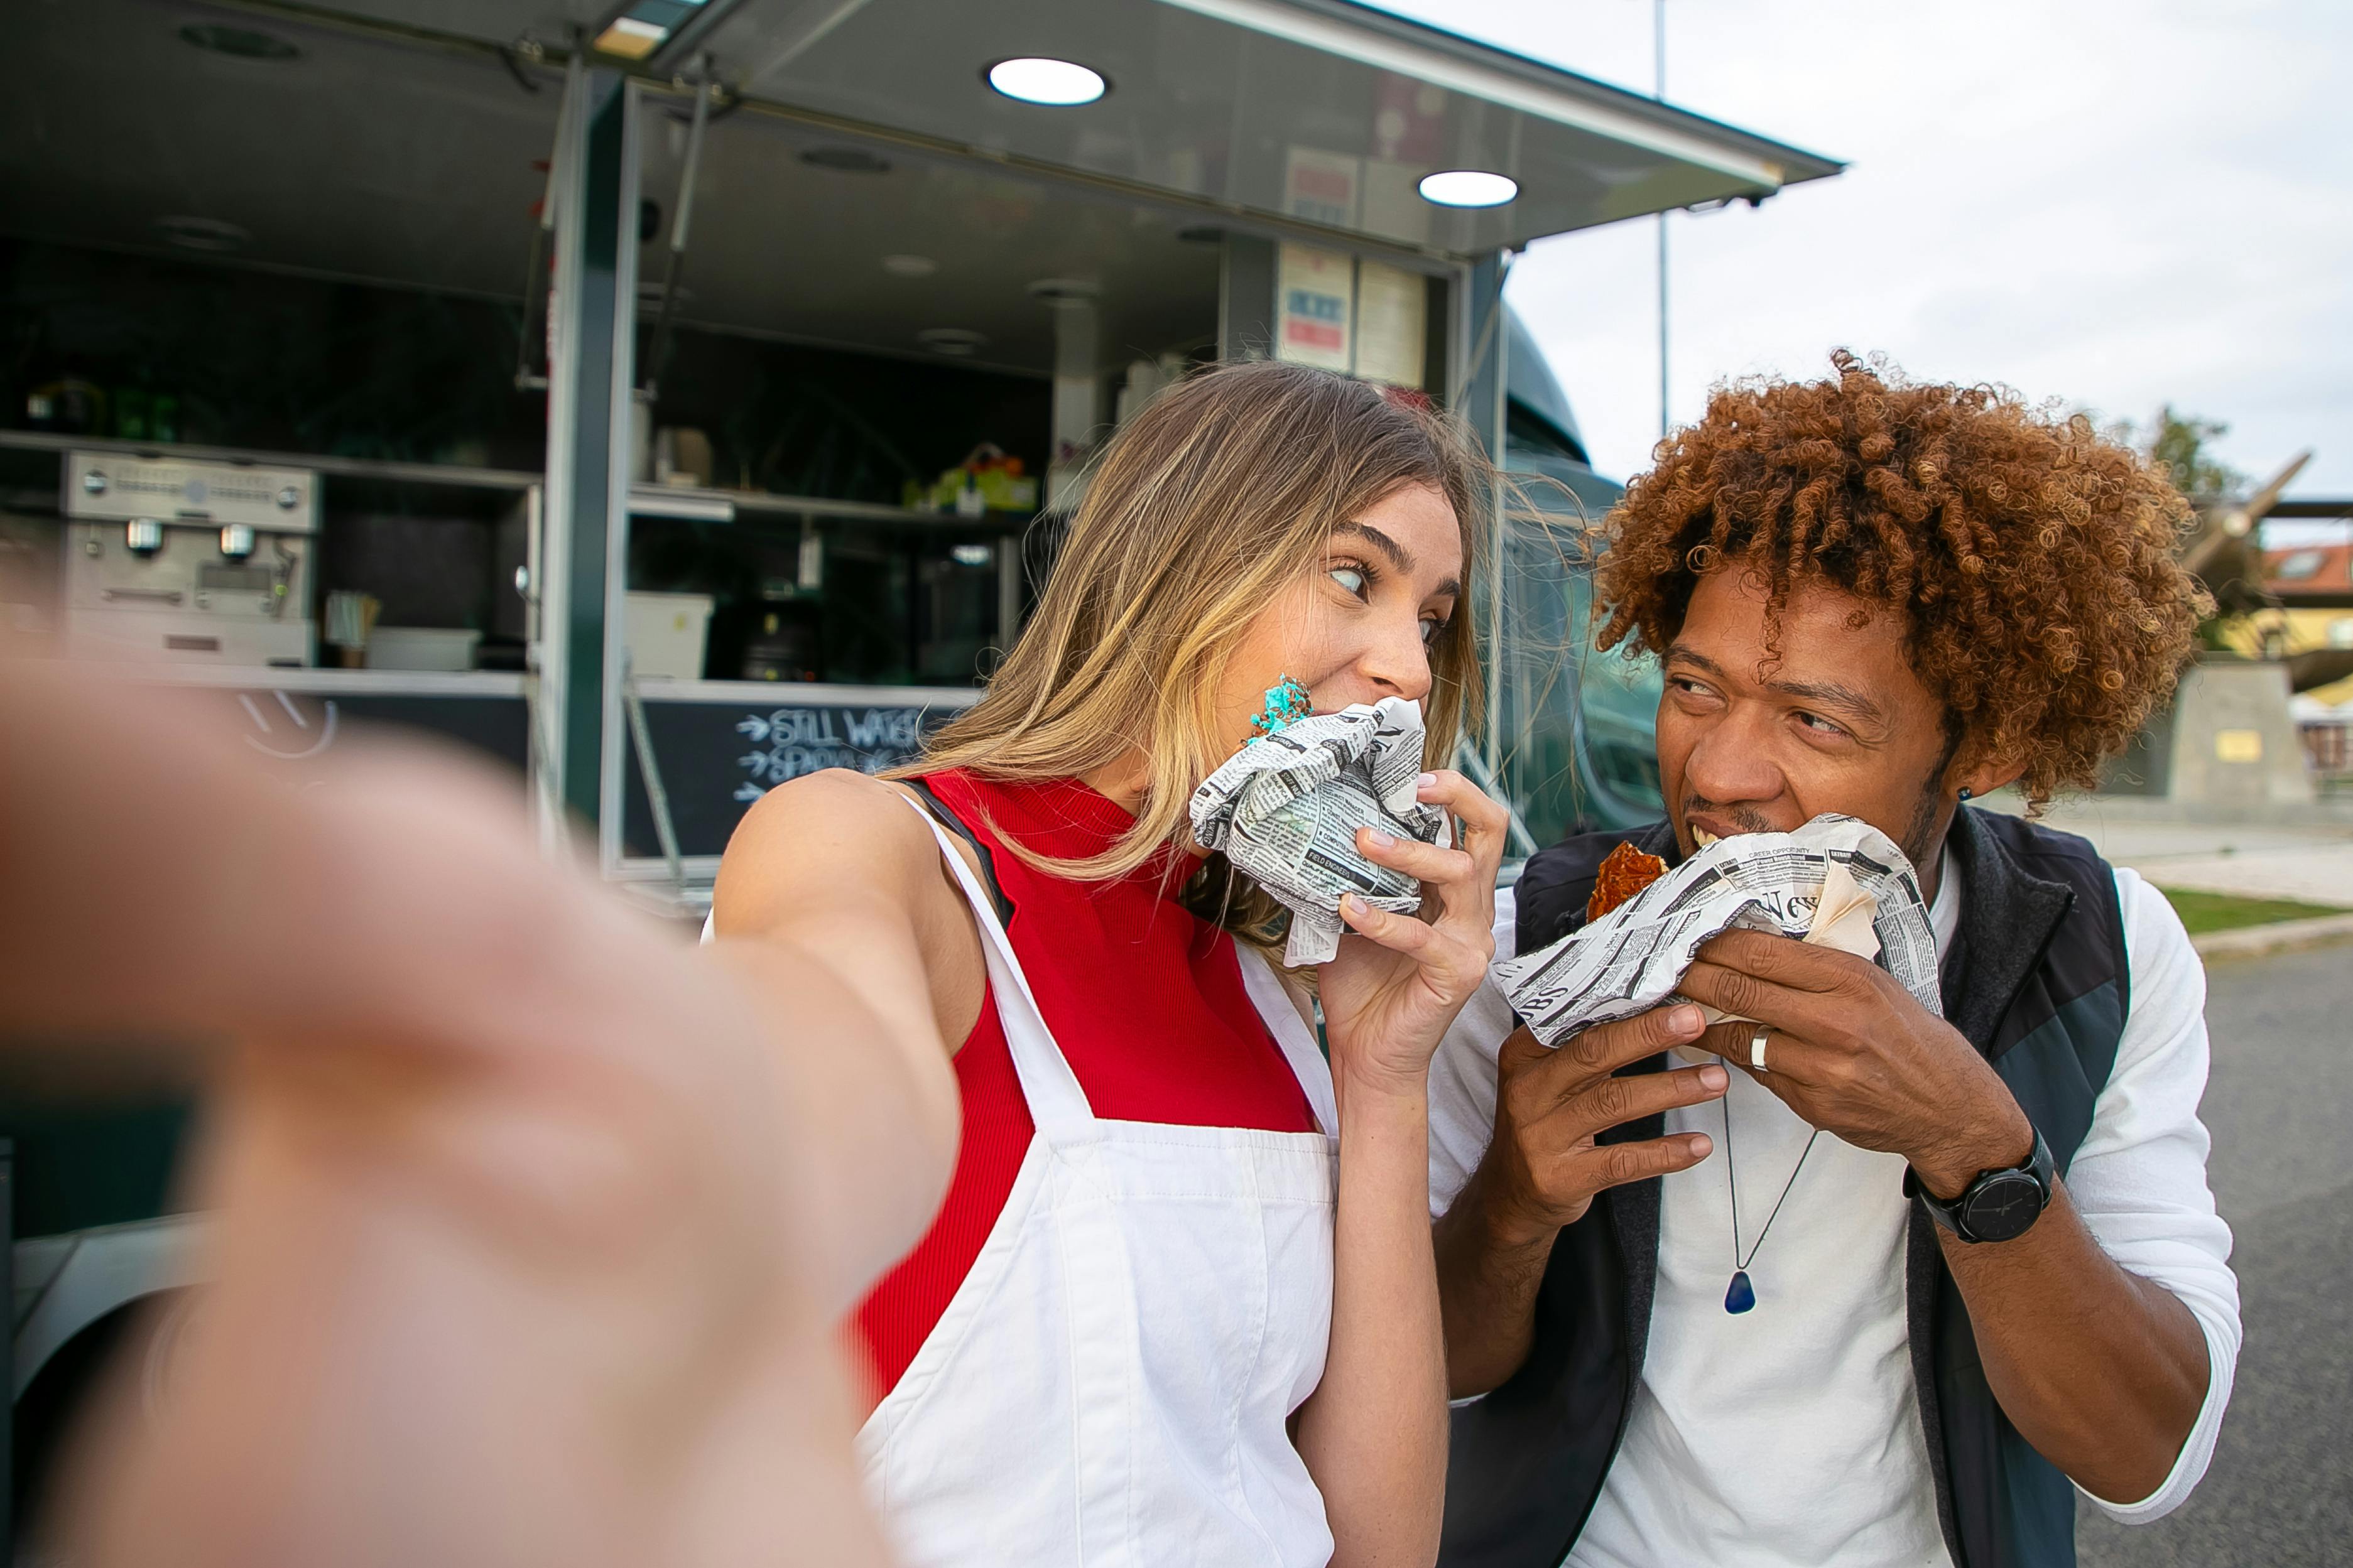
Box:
[1962,1170,2046,1242]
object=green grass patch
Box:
[2159,887,2350,935]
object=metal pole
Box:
[1456,252,1509,779]
[542,68,631,831]
[517,51,584,389]
[644,62,713,403]
[1655,0,1669,441]
[596,89,647,873]
[997,531,1022,646]
[622,668,685,888]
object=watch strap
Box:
[1905,1123,2054,1243]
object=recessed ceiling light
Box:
[155,216,250,253]
[801,146,893,175]
[594,17,666,57]
[986,57,1107,107]
[590,0,710,60]
[916,328,988,356]
[178,23,302,61]
[882,254,938,278]
[1418,170,1519,208]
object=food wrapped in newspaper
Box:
[1188,695,1445,966]
[1494,814,1941,1046]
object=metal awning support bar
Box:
[643,57,715,403]
[621,666,687,888]
[517,48,587,389]
[594,85,648,870]
[1453,251,1509,779]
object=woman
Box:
[712,360,1508,1567]
[2,361,1500,1568]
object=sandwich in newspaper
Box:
[1188,695,1445,966]
[1495,814,1942,1046]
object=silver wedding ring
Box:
[1749,1024,1771,1074]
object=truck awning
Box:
[302,0,1843,255]
[692,0,1844,253]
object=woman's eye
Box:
[1329,566,1367,597]
[1420,617,1449,646]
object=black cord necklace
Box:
[1721,1091,1821,1314]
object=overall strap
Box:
[1230,944,1339,1141]
[895,792,1097,1143]
[903,776,1013,926]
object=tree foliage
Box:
[2133,406,2246,501]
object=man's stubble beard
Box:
[1902,720,1969,875]
[1899,774,1946,876]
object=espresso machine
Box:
[62,451,318,666]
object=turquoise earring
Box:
[1249,676,1313,737]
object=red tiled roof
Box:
[2263,543,2353,597]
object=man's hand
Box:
[1477,1007,1726,1241]
[1680,929,2032,1197]
[1434,1005,1723,1396]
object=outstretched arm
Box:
[1,661,954,1567]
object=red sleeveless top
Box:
[851,770,1318,1403]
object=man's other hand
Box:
[1682,929,2033,1198]
[1475,1007,1725,1245]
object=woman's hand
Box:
[1295,769,1502,1566]
[1315,769,1510,1098]
[1,661,926,1568]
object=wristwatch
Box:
[1905,1125,2055,1244]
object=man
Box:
[1429,354,2239,1568]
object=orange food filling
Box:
[1586,840,1670,923]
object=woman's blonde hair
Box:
[898,359,1492,933]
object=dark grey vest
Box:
[1440,806,2130,1568]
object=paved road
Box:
[2076,940,2353,1567]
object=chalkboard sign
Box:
[146,676,531,781]
[622,684,979,860]
[223,688,529,774]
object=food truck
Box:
[2,0,1836,1534]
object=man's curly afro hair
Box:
[1595,352,2210,809]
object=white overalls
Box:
[860,804,1343,1567]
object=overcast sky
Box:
[1372,0,2352,516]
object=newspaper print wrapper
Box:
[1494,814,1941,1047]
[1188,696,1445,966]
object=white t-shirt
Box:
[1430,852,2240,1567]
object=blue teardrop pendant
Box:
[1724,1270,1756,1314]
